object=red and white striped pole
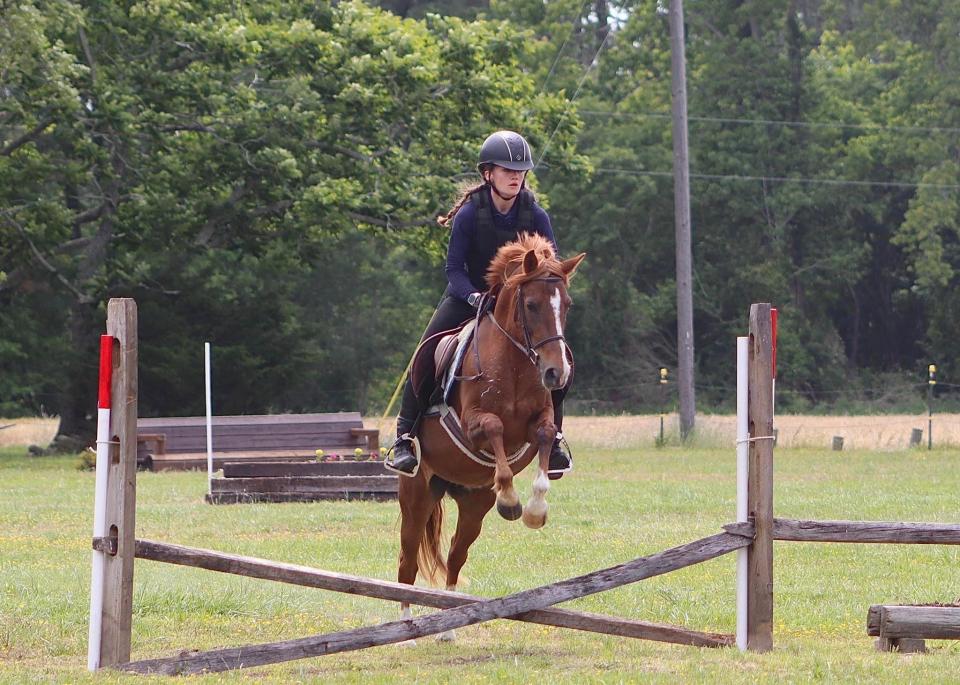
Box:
[88,335,113,670]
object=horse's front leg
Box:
[522,410,556,530]
[466,412,521,521]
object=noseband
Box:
[487,277,568,366]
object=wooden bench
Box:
[136,412,380,472]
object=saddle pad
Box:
[441,319,476,405]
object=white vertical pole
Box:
[205,342,213,494]
[88,335,113,670]
[735,336,749,651]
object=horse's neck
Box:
[479,300,540,381]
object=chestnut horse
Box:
[397,234,585,636]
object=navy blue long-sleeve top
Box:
[444,187,558,302]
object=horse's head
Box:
[486,234,586,391]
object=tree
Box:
[0,0,578,445]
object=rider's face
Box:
[485,165,527,199]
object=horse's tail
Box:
[417,497,448,586]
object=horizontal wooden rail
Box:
[772,519,960,544]
[119,531,750,675]
[121,539,731,647]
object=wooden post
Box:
[669,0,696,440]
[747,303,774,651]
[98,298,138,666]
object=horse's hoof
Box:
[436,629,457,642]
[522,509,547,529]
[497,500,523,521]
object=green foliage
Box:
[3,0,960,429]
[0,0,577,433]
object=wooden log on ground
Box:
[99,538,734,649]
[119,531,750,675]
[774,519,960,544]
[877,606,960,640]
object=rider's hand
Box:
[467,292,482,309]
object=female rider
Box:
[384,130,573,479]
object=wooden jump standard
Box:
[88,300,960,674]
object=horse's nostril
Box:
[543,368,560,387]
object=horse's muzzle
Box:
[541,366,564,391]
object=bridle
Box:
[486,276,568,367]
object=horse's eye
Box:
[525,300,537,312]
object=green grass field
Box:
[2,444,959,683]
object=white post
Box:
[205,342,213,494]
[88,335,113,670]
[735,336,749,651]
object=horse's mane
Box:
[485,233,566,290]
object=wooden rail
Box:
[98,537,737,648]
[773,519,960,544]
[120,532,751,675]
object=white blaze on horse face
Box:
[550,287,571,386]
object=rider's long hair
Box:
[436,165,535,228]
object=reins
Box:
[479,276,569,371]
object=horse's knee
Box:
[468,414,503,443]
[536,423,557,445]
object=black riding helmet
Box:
[478,130,534,172]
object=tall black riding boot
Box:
[384,381,420,477]
[547,389,573,480]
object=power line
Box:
[591,167,960,190]
[580,110,960,135]
[537,28,614,167]
[539,0,596,95]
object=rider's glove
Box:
[467,292,482,309]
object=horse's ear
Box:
[522,249,540,275]
[560,252,586,278]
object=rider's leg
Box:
[385,292,474,477]
[384,378,421,476]
[548,379,573,480]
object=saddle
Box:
[409,319,477,409]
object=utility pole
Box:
[669,0,696,440]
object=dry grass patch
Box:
[0,417,59,448]
[368,414,960,451]
[8,413,957,453]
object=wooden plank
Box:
[774,519,960,545]
[145,430,368,451]
[99,298,138,667]
[118,538,732,648]
[138,412,363,427]
[747,303,774,653]
[208,475,399,495]
[221,461,388,478]
[150,450,321,472]
[120,531,750,675]
[880,606,960,640]
[206,491,398,504]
